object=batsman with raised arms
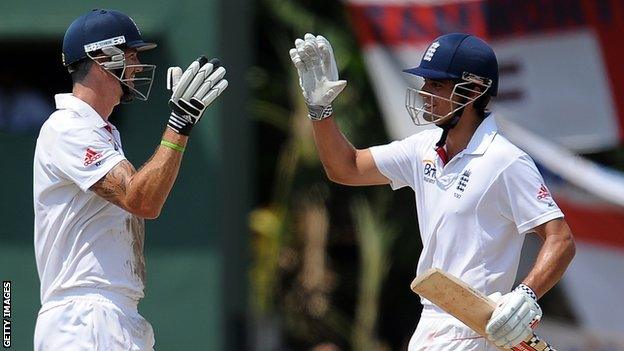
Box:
[33,9,227,350]
[290,32,576,350]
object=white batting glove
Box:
[167,56,228,135]
[486,285,542,349]
[289,33,347,120]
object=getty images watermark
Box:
[2,281,10,348]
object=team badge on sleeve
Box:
[84,147,103,166]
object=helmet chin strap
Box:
[435,108,463,148]
[434,107,463,165]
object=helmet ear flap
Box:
[99,46,125,70]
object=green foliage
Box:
[249,0,418,349]
[351,195,398,351]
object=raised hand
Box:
[289,33,346,120]
[167,56,228,135]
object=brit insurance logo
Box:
[423,160,437,184]
[423,41,440,61]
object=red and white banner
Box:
[347,0,624,152]
[499,117,624,334]
[346,0,624,336]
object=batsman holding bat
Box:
[289,32,576,350]
[33,9,227,350]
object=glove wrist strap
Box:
[167,112,193,136]
[514,283,538,302]
[307,104,333,121]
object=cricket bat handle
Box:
[511,333,556,351]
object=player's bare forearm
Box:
[311,117,389,186]
[127,128,187,217]
[521,218,576,298]
[312,117,356,179]
[91,128,187,219]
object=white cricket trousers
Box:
[34,288,155,351]
[408,306,498,351]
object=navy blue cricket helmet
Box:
[404,33,498,96]
[62,9,156,67]
[62,9,157,102]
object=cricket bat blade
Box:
[410,269,556,351]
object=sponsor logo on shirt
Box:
[84,147,102,166]
[537,184,555,207]
[423,160,437,183]
[537,184,551,200]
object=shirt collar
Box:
[54,93,108,128]
[464,113,498,155]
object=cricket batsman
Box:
[33,9,227,350]
[289,32,576,350]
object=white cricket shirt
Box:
[370,115,563,311]
[33,94,146,305]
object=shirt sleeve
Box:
[52,127,126,192]
[498,154,564,234]
[369,134,421,190]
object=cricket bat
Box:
[410,268,555,351]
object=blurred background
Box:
[1,0,624,350]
